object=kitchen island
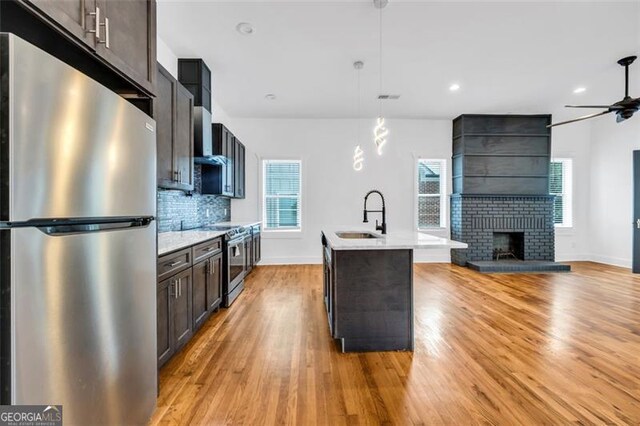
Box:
[321,229,467,352]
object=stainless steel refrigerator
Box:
[0,34,157,424]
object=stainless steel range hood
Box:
[194,106,224,163]
[178,59,223,163]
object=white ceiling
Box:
[158,1,640,119]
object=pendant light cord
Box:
[357,65,361,144]
[378,6,383,117]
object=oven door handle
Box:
[230,244,242,257]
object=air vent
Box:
[377,94,401,100]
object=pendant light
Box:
[353,61,365,171]
[373,0,389,155]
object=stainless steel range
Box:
[204,225,250,306]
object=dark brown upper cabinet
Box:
[93,0,156,96]
[154,64,194,192]
[178,59,211,112]
[24,0,96,48]
[234,140,245,199]
[201,124,247,198]
[18,0,156,97]
[202,124,234,197]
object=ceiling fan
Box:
[548,55,639,128]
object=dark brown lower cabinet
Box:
[157,237,223,368]
[253,233,261,265]
[192,252,222,330]
[192,260,209,330]
[156,267,193,369]
[207,253,223,310]
[172,268,193,350]
[157,277,173,367]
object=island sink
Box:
[335,231,382,239]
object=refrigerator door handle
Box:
[0,216,154,235]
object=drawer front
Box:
[158,248,192,282]
[192,238,222,263]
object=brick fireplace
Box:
[450,114,569,272]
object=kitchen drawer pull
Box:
[166,260,182,268]
[204,247,216,252]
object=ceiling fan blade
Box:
[565,105,625,109]
[547,110,613,128]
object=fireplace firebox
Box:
[492,232,524,260]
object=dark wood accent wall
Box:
[452,114,552,195]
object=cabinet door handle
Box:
[98,16,110,49]
[86,7,101,40]
[178,278,182,297]
[209,259,215,275]
[636,219,640,229]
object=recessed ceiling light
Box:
[449,83,461,92]
[265,94,276,101]
[236,22,255,35]
[573,87,587,94]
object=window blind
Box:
[263,160,301,230]
[550,159,572,227]
[549,161,564,225]
[417,159,445,228]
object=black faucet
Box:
[363,190,387,234]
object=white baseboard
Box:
[258,252,452,265]
[258,253,633,269]
[555,253,590,262]
[414,252,451,263]
[587,254,632,269]
[259,256,321,265]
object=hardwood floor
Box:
[150,262,640,425]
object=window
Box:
[417,159,446,229]
[263,160,302,231]
[550,158,573,228]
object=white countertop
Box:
[157,221,261,256]
[322,229,468,251]
[158,230,226,256]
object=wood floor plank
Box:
[151,262,640,425]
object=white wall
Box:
[227,114,597,265]
[230,118,453,264]
[550,109,593,262]
[157,33,612,268]
[588,118,640,268]
[157,36,178,77]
